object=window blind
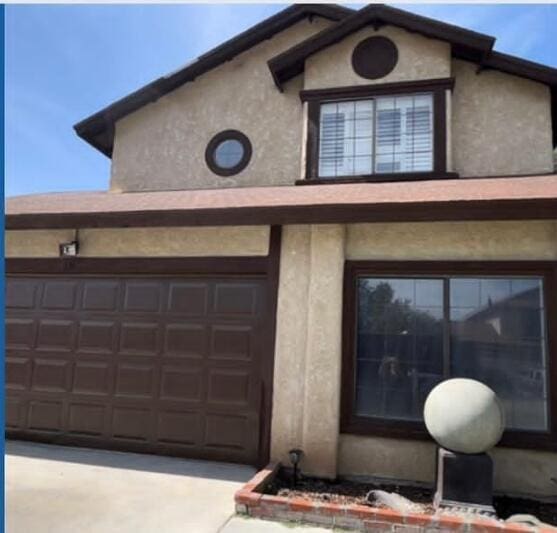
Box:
[317,93,433,178]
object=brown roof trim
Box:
[6,175,557,229]
[268,4,495,90]
[481,50,557,87]
[6,198,557,230]
[299,77,456,102]
[73,4,353,157]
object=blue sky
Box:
[5,3,557,197]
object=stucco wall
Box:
[271,220,557,497]
[346,221,557,261]
[110,17,331,192]
[109,18,554,189]
[338,435,557,499]
[452,59,554,178]
[5,226,270,257]
[271,224,345,478]
[303,25,451,90]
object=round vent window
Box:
[351,36,398,80]
[205,130,252,176]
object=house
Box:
[5,4,557,499]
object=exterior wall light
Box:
[59,240,79,257]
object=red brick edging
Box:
[235,463,554,532]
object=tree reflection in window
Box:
[354,276,548,432]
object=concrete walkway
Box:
[6,440,254,533]
[220,516,332,532]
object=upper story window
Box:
[318,93,433,178]
[300,78,456,184]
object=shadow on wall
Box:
[5,439,255,483]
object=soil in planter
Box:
[266,468,557,525]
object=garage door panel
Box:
[119,322,160,356]
[68,403,106,436]
[210,325,253,360]
[164,323,207,358]
[6,274,267,465]
[77,320,117,354]
[167,282,209,316]
[6,279,39,309]
[6,318,36,350]
[205,413,253,451]
[6,396,25,428]
[72,361,112,396]
[81,281,120,311]
[28,400,64,432]
[157,411,202,446]
[115,363,156,399]
[6,357,32,390]
[213,283,261,316]
[41,281,78,310]
[207,369,251,406]
[31,358,70,393]
[124,282,163,313]
[111,406,152,441]
[160,366,204,402]
[36,319,76,352]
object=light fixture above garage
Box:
[59,240,79,257]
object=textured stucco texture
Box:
[270,220,557,497]
[110,17,331,192]
[304,25,451,90]
[5,226,270,257]
[109,19,554,189]
[451,60,554,178]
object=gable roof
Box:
[75,3,557,157]
[268,4,495,89]
[73,4,353,157]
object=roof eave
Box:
[6,197,557,230]
[73,4,354,157]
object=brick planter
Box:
[235,463,552,532]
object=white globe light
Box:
[424,378,505,454]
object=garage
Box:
[5,267,274,466]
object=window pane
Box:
[318,100,374,178]
[214,139,244,168]
[374,93,433,174]
[450,277,548,431]
[355,278,444,421]
[353,275,549,433]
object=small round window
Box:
[205,130,252,176]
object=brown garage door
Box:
[5,274,269,465]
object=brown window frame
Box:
[341,260,557,452]
[299,78,458,185]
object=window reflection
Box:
[354,276,548,432]
[450,278,547,431]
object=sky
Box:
[5,3,557,198]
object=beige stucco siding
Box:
[338,435,557,498]
[5,226,270,257]
[271,220,557,497]
[110,18,332,193]
[271,224,345,478]
[346,221,557,261]
[304,25,451,90]
[452,59,554,178]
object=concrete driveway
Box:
[6,440,255,533]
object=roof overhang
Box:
[6,175,557,230]
[268,4,496,90]
[73,3,354,157]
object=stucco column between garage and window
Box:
[271,224,345,478]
